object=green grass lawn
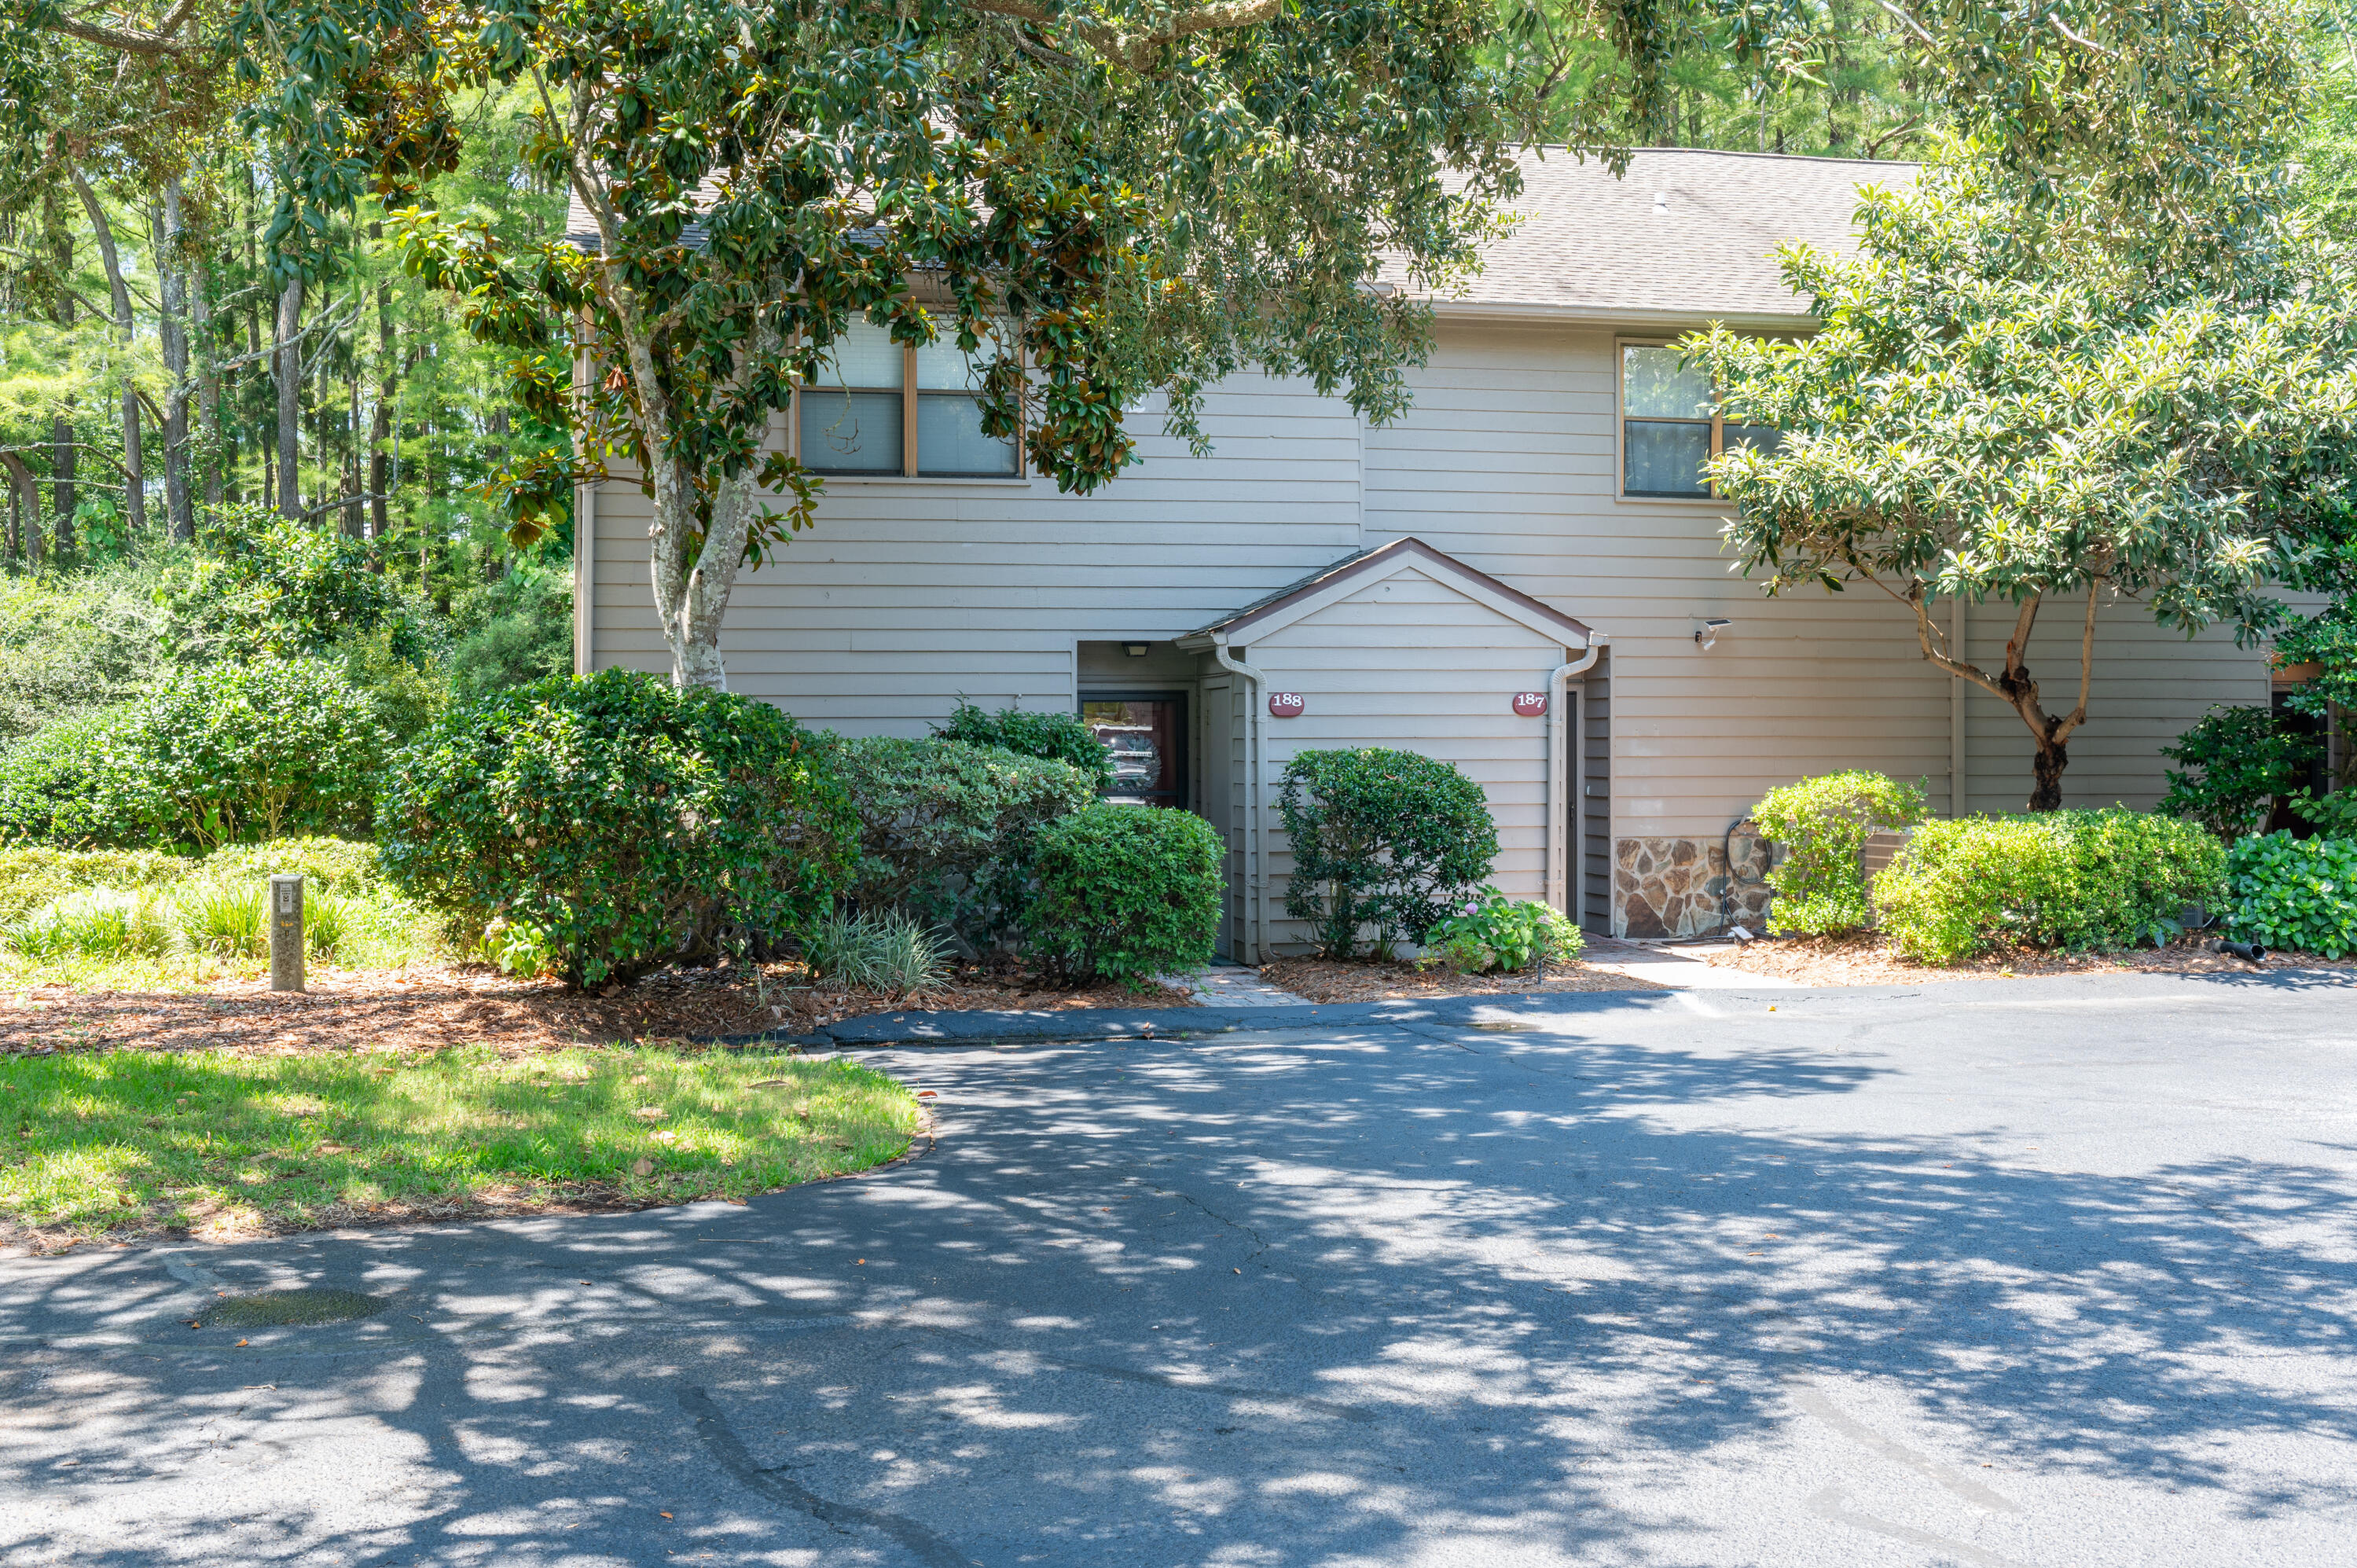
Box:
[0,1045,921,1249]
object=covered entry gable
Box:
[1177,537,1603,959]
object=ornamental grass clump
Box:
[1751,770,1928,935]
[377,670,856,990]
[1278,748,1497,958]
[1873,809,2225,965]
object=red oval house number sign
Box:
[1512,691,1548,718]
[1268,692,1306,718]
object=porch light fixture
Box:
[1124,642,1149,657]
[1694,619,1732,650]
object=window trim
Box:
[1614,336,1760,504]
[793,335,1025,481]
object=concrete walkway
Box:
[1582,935,1808,990]
[6,971,2356,1566]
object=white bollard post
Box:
[269,873,304,993]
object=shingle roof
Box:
[1402,147,1909,325]
[1180,537,1596,646]
[566,147,1909,325]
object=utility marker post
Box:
[270,874,305,993]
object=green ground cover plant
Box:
[1752,770,1929,935]
[1279,748,1497,958]
[1873,809,2227,965]
[378,670,854,989]
[1420,886,1584,975]
[1026,803,1224,985]
[2227,832,2357,958]
[0,1045,919,1247]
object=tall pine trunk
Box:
[68,162,144,537]
[156,185,194,540]
[275,277,303,520]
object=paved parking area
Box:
[5,971,2356,1566]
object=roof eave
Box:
[1426,299,1818,332]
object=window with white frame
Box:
[797,318,1022,478]
[1619,342,1779,498]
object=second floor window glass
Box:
[1621,343,1780,498]
[796,317,1022,479]
[801,321,904,475]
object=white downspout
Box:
[1545,636,1607,916]
[1211,631,1268,964]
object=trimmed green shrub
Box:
[1874,809,2227,965]
[1025,803,1224,985]
[2158,705,2320,840]
[1278,748,1498,957]
[0,565,172,742]
[935,700,1115,791]
[1752,770,1928,935]
[198,836,383,893]
[1420,885,1584,975]
[835,736,1095,946]
[800,908,953,995]
[2227,832,2357,958]
[377,669,855,989]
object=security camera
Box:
[1694,619,1733,650]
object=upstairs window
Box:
[797,318,1022,479]
[1619,343,1781,499]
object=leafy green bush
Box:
[447,564,574,703]
[197,836,383,892]
[2158,705,2320,839]
[0,708,151,848]
[163,508,428,663]
[2272,602,2357,723]
[835,736,1095,946]
[2291,788,2357,839]
[0,660,390,851]
[123,659,392,849]
[1874,810,2227,964]
[0,565,172,741]
[1752,770,1928,935]
[1420,886,1584,974]
[936,700,1114,790]
[2227,832,2357,958]
[377,669,855,988]
[1025,803,1224,985]
[800,908,953,995]
[1277,748,1497,957]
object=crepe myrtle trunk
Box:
[647,454,754,692]
[1910,572,2105,813]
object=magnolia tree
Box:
[1691,153,2357,810]
[310,0,1522,688]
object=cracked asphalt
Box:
[5,970,2357,1566]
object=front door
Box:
[1081,695,1188,810]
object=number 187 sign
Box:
[1511,691,1548,718]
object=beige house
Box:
[573,149,2268,951]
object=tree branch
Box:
[46,12,193,56]
[1874,0,1937,47]
[2047,13,2114,57]
[967,0,1282,70]
[1906,582,2012,701]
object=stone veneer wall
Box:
[1613,832,1775,938]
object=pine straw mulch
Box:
[1260,957,1669,1004]
[1702,931,2357,986]
[0,958,1191,1059]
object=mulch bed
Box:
[0,958,1190,1059]
[1702,931,2357,986]
[1261,957,1668,1003]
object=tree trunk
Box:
[276,277,303,520]
[191,244,221,511]
[68,160,145,537]
[50,413,75,555]
[1909,576,2106,813]
[0,453,39,564]
[157,185,193,540]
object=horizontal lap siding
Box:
[586,379,1364,736]
[1248,567,1566,953]
[1363,322,2266,835]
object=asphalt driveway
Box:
[6,971,2357,1566]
